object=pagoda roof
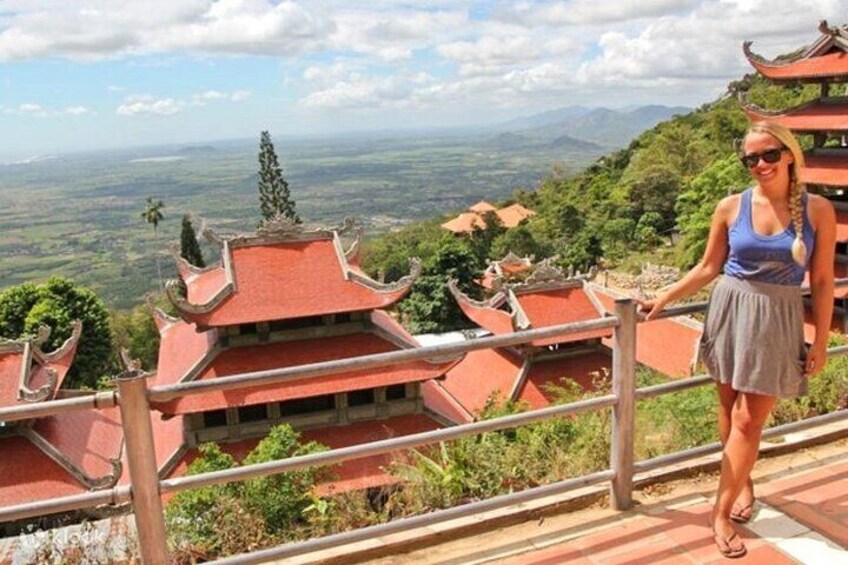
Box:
[0,436,85,506]
[0,321,81,410]
[741,97,848,134]
[449,262,608,347]
[801,149,848,187]
[152,311,458,415]
[441,212,487,234]
[496,203,536,228]
[167,217,420,328]
[480,252,534,289]
[590,286,702,378]
[469,200,497,213]
[743,22,848,82]
[425,346,611,423]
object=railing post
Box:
[611,299,637,511]
[115,370,169,564]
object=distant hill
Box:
[178,145,218,155]
[490,104,691,150]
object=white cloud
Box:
[117,95,182,116]
[0,0,333,61]
[63,105,90,115]
[117,89,251,116]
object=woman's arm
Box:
[805,194,836,376]
[639,195,734,320]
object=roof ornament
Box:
[38,320,83,363]
[32,325,51,349]
[257,213,305,238]
[119,348,142,372]
[168,243,219,277]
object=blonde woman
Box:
[638,121,835,558]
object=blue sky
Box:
[0,0,845,158]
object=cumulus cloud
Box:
[1,102,91,117]
[0,0,333,61]
[117,89,251,116]
[63,105,90,115]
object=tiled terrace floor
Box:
[358,439,848,565]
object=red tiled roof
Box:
[515,287,612,346]
[442,212,487,234]
[154,318,215,386]
[184,267,229,305]
[592,286,701,378]
[153,332,454,415]
[801,152,848,187]
[436,348,524,417]
[0,436,85,506]
[33,407,124,480]
[469,201,497,213]
[454,294,515,336]
[746,49,848,81]
[178,239,413,327]
[517,350,612,410]
[168,413,444,494]
[0,349,27,409]
[496,203,535,228]
[742,100,848,133]
[421,380,474,423]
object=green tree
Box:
[0,277,115,389]
[560,231,603,273]
[258,130,300,225]
[490,225,548,260]
[141,196,165,287]
[470,210,506,263]
[111,304,160,370]
[398,238,482,334]
[179,215,205,268]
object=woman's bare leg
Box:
[711,391,776,544]
[717,384,755,518]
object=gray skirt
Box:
[700,276,807,398]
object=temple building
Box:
[0,323,184,531]
[441,200,536,234]
[742,21,848,335]
[153,217,459,492]
[423,257,702,423]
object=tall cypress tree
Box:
[257,130,300,225]
[180,215,205,268]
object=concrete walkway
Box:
[361,439,848,565]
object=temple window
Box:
[279,394,336,416]
[238,404,267,423]
[385,384,407,401]
[347,389,375,407]
[203,409,228,428]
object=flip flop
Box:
[714,531,747,559]
[730,500,755,523]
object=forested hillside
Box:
[362,75,821,332]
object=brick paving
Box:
[485,456,848,565]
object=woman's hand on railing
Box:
[635,297,666,321]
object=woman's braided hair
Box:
[746,121,807,266]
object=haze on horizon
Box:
[0,0,844,158]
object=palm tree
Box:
[141,197,165,288]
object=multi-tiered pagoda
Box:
[742,21,848,334]
[153,217,458,491]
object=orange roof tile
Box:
[441,212,487,234]
[421,380,474,423]
[592,286,701,378]
[801,152,848,187]
[154,318,215,386]
[0,436,85,506]
[453,292,515,336]
[175,237,415,328]
[745,46,848,81]
[496,203,535,228]
[153,332,454,415]
[469,201,497,213]
[437,348,524,417]
[743,99,848,133]
[517,350,612,410]
[515,287,612,346]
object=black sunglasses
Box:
[740,148,786,168]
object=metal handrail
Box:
[3,278,848,564]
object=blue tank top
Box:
[724,188,815,286]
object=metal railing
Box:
[2,284,847,564]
